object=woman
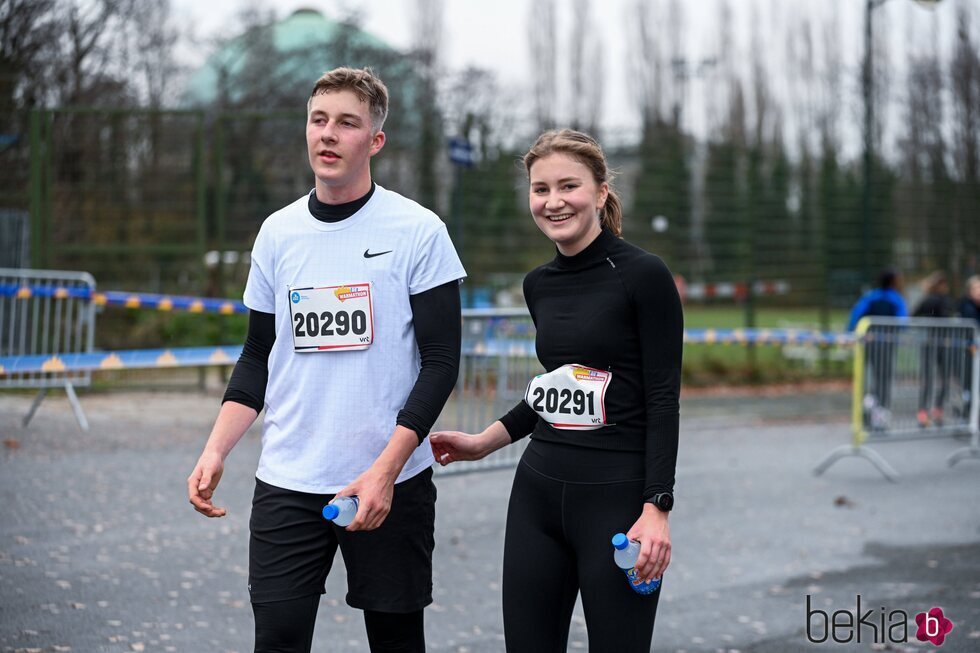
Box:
[912,272,955,427]
[430,129,682,651]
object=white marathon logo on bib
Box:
[525,364,611,430]
[288,283,374,352]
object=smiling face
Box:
[528,152,609,256]
[306,90,385,203]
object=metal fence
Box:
[814,316,980,480]
[0,267,96,430]
[0,210,29,268]
[7,107,977,318]
[432,309,538,475]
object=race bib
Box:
[288,283,374,352]
[524,364,611,430]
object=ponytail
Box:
[600,189,623,237]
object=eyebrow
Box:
[530,176,583,185]
[309,110,363,123]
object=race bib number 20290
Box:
[288,283,374,352]
[525,364,611,430]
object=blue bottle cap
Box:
[322,504,339,521]
[611,533,629,550]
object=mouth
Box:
[318,150,341,161]
[544,213,574,223]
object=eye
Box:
[562,183,579,191]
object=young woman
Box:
[430,129,683,651]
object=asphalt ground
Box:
[1,387,978,653]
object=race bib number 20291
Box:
[525,364,611,430]
[288,283,374,352]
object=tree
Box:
[527,0,557,132]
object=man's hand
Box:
[335,465,396,531]
[336,426,418,532]
[187,450,227,518]
[626,503,671,582]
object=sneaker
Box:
[931,407,944,427]
[917,410,930,428]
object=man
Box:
[187,67,465,653]
[847,268,908,429]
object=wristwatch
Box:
[648,492,673,512]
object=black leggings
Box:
[502,455,661,653]
[253,595,425,653]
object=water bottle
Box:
[322,496,359,527]
[611,533,661,595]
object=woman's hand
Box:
[430,421,513,465]
[429,431,492,464]
[626,503,671,582]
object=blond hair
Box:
[308,67,389,132]
[522,129,623,237]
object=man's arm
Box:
[187,310,274,517]
[338,281,461,531]
[187,401,259,517]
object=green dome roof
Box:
[184,9,398,106]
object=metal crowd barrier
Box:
[432,309,539,475]
[814,316,980,480]
[0,283,247,315]
[0,268,96,431]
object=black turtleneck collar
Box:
[553,227,618,270]
[308,182,376,223]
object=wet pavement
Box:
[1,387,978,652]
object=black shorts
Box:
[248,467,436,613]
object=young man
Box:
[187,67,465,653]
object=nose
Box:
[544,193,564,211]
[320,121,339,143]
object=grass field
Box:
[682,306,848,331]
[680,306,852,385]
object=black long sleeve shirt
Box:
[499,227,683,499]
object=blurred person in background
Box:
[430,129,682,652]
[847,268,908,429]
[912,272,955,427]
[957,275,980,419]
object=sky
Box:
[170,0,972,154]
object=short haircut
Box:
[308,67,389,132]
[877,268,900,290]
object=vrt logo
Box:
[806,595,954,646]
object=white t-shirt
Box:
[243,185,466,493]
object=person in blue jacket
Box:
[847,269,908,429]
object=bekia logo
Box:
[807,595,954,646]
[915,607,954,646]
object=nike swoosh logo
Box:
[363,249,393,258]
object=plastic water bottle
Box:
[322,496,359,527]
[611,533,661,595]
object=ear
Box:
[370,130,386,157]
[597,181,609,210]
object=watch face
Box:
[657,493,674,511]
